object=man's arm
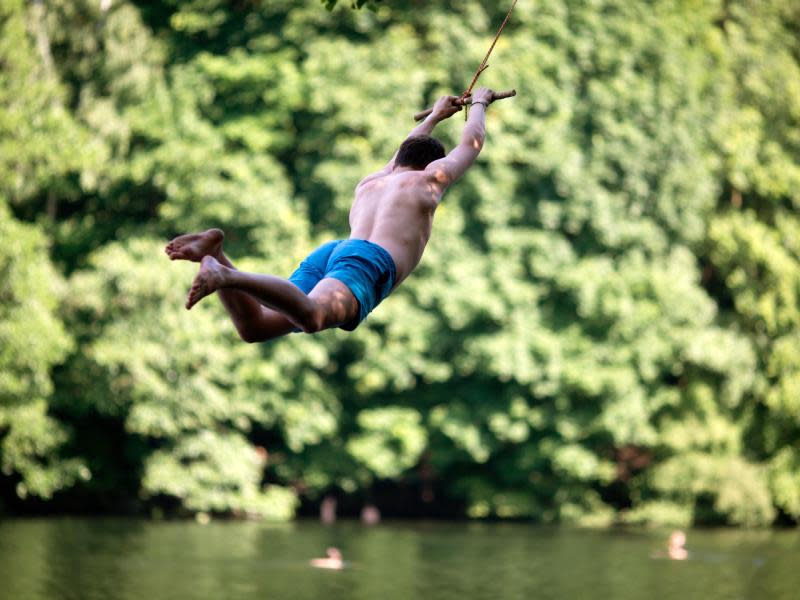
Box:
[357,95,462,188]
[424,87,493,193]
[404,95,462,139]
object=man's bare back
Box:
[350,170,439,285]
[166,87,494,341]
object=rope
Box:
[461,0,519,101]
[412,1,520,122]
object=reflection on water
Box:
[0,519,798,600]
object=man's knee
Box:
[296,297,328,333]
[297,303,326,334]
[304,280,357,333]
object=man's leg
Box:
[165,229,296,342]
[185,255,358,333]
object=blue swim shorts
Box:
[288,239,397,331]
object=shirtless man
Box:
[165,87,494,341]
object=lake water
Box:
[0,519,798,600]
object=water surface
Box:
[0,519,797,599]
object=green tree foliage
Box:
[0,0,97,206]
[322,0,379,9]
[706,0,800,522]
[0,203,86,499]
[1,0,798,526]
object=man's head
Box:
[395,135,446,170]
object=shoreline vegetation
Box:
[1,0,799,528]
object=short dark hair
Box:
[395,135,446,170]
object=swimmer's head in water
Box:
[669,531,686,548]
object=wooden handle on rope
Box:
[413,89,516,122]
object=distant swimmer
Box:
[668,530,688,560]
[650,530,689,561]
[360,504,380,525]
[310,547,345,570]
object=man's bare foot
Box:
[165,229,224,262]
[186,255,227,309]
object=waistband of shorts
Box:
[343,238,397,278]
